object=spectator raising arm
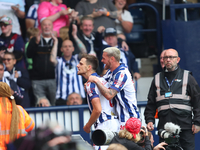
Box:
[11,4,25,19]
[50,33,58,66]
[71,24,87,54]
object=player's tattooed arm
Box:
[94,79,118,100]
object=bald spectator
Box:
[50,38,86,106]
[66,93,83,105]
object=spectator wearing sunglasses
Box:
[0,61,23,105]
[3,52,31,108]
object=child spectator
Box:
[59,26,69,41]
[25,27,40,72]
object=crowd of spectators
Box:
[0,0,155,108]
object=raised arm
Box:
[11,4,25,19]
[72,24,87,54]
[50,33,58,66]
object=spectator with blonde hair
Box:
[110,118,152,150]
[0,82,35,150]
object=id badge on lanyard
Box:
[165,92,172,98]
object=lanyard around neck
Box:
[165,77,175,91]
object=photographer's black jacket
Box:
[144,66,200,130]
[111,135,152,150]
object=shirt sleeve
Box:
[75,2,84,15]
[37,2,50,23]
[19,0,25,12]
[144,78,157,124]
[86,82,100,101]
[14,35,24,61]
[122,10,133,23]
[26,4,37,20]
[110,71,128,92]
[107,0,117,11]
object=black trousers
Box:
[179,129,195,150]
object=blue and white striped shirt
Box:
[55,55,85,100]
[86,73,117,127]
[103,64,140,123]
[26,4,38,28]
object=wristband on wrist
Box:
[106,12,110,17]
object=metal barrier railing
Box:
[25,101,148,144]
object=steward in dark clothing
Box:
[145,48,200,150]
[145,66,200,150]
[145,66,200,130]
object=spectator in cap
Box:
[98,27,141,80]
[0,17,26,69]
[0,0,25,35]
[110,118,152,150]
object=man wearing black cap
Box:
[0,17,26,69]
[98,27,141,80]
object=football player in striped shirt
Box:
[77,54,119,150]
[87,47,140,129]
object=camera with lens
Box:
[92,129,117,146]
[158,122,183,150]
[137,127,146,145]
